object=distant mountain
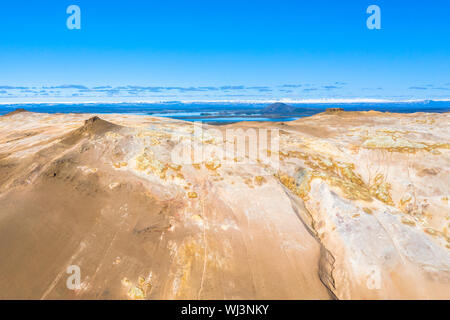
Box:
[261,102,295,114]
[261,102,318,115]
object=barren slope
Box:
[0,110,448,299]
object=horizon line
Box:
[1,98,450,105]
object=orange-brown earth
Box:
[0,109,448,299]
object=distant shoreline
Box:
[1,98,450,105]
[2,100,449,124]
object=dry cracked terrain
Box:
[0,109,449,299]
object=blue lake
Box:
[0,101,448,123]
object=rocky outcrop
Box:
[324,107,344,113]
[2,108,28,117]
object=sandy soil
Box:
[0,109,448,299]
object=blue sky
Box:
[0,0,449,102]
